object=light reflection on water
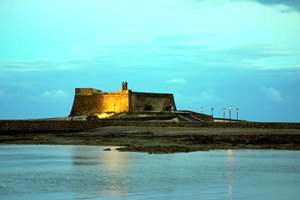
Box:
[225,150,234,200]
[0,145,300,200]
[73,146,129,196]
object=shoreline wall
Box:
[1,120,300,133]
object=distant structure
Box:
[70,82,176,116]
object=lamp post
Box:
[229,106,232,119]
[236,108,239,120]
[223,107,226,119]
[211,107,214,117]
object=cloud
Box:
[40,90,70,99]
[251,64,300,71]
[0,0,299,76]
[166,78,187,84]
[193,0,300,12]
[262,87,284,102]
[255,0,300,12]
[217,43,293,59]
[0,59,86,72]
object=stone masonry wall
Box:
[129,92,176,112]
[70,90,129,115]
[70,86,177,115]
[75,88,101,95]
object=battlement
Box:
[75,88,102,95]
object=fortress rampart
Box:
[75,88,102,95]
[130,92,176,112]
[70,82,176,116]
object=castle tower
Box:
[122,81,128,90]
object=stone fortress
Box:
[70,82,176,116]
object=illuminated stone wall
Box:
[70,86,176,116]
[70,89,129,115]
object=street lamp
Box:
[236,108,239,120]
[229,106,232,119]
[211,107,214,117]
[223,107,226,119]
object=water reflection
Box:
[101,147,129,196]
[72,146,129,196]
[225,150,234,200]
[1,146,300,200]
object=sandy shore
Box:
[1,125,300,153]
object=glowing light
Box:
[97,113,115,119]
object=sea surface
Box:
[0,145,300,200]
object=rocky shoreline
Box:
[1,120,300,153]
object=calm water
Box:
[0,145,300,200]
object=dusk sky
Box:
[1,0,300,121]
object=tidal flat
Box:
[1,121,300,153]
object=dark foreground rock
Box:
[117,145,191,153]
[1,123,300,153]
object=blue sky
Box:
[0,0,300,121]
